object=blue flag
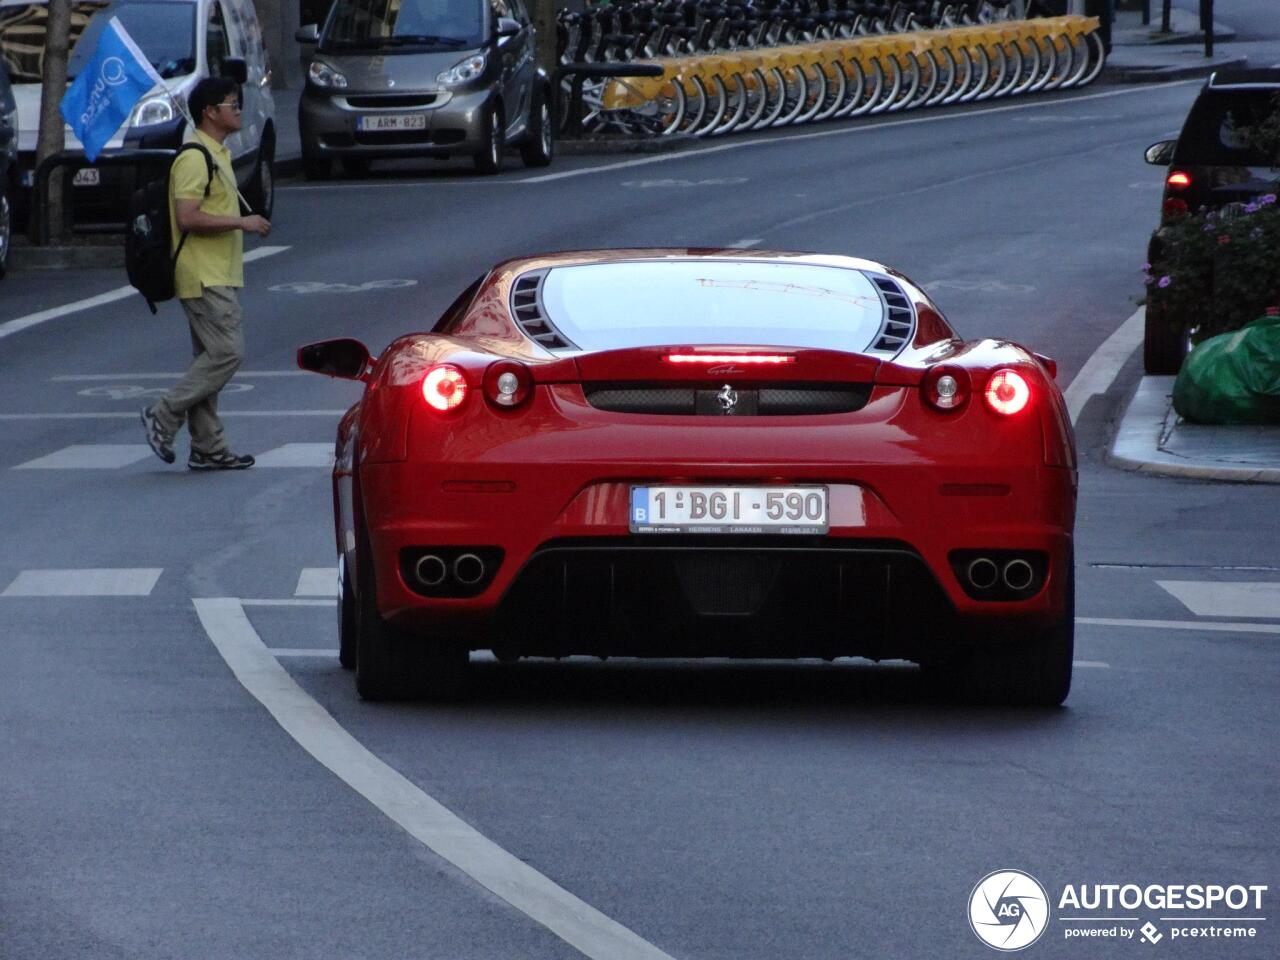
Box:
[59,17,162,162]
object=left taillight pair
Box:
[923,366,1031,416]
[421,361,533,413]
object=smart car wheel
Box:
[0,191,10,280]
[247,133,275,219]
[520,88,553,168]
[473,104,503,175]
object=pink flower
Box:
[1158,276,1172,288]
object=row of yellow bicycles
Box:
[587,16,1105,137]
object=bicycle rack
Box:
[31,148,179,244]
[555,62,666,137]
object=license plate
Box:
[356,113,426,131]
[630,486,828,534]
[72,167,99,186]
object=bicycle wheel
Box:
[753,66,788,129]
[738,68,770,130]
[972,42,1006,102]
[711,72,749,135]
[845,55,882,117]
[678,74,708,133]
[771,63,810,127]
[1008,35,1041,96]
[692,74,729,137]
[939,45,972,105]
[907,48,940,108]
[813,59,848,122]
[885,52,920,113]
[991,39,1022,98]
[1073,30,1106,87]
[1042,35,1074,91]
[867,54,901,115]
[923,45,957,107]
[1058,33,1092,89]
[1027,34,1057,93]
[833,56,868,118]
[957,44,989,103]
[794,61,828,124]
[656,78,687,135]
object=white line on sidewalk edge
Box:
[1063,307,1145,425]
[193,598,676,960]
[0,246,290,342]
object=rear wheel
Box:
[353,518,467,700]
[0,190,11,280]
[338,554,356,670]
[1143,302,1189,375]
[246,133,275,218]
[924,555,1074,707]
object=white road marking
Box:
[2,568,162,597]
[1156,581,1280,619]
[1073,660,1110,669]
[728,238,763,248]
[240,598,332,607]
[1077,616,1280,635]
[14,444,153,469]
[254,443,335,468]
[268,648,338,657]
[194,598,677,960]
[0,246,290,342]
[0,410,348,421]
[295,567,338,597]
[1063,307,1145,425]
[52,371,307,381]
[517,81,1201,184]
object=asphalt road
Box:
[2,71,1278,960]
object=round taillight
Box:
[922,365,970,412]
[483,360,533,409]
[422,364,468,412]
[984,369,1031,416]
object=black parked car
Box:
[1143,68,1280,373]
[0,60,15,279]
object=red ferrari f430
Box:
[298,250,1077,705]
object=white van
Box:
[0,0,276,225]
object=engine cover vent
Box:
[509,270,575,350]
[867,275,917,357]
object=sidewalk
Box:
[1105,7,1248,82]
[1110,378,1280,484]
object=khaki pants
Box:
[155,286,244,455]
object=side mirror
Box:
[298,338,372,381]
[1145,140,1176,166]
[221,57,248,85]
[295,23,320,43]
[495,17,521,41]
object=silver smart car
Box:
[297,0,553,177]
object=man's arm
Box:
[174,198,270,237]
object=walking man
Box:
[140,77,271,469]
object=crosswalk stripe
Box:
[1,568,163,597]
[1156,581,1280,619]
[14,444,153,469]
[254,443,334,468]
[295,567,338,597]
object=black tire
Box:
[303,157,331,181]
[353,518,468,700]
[247,132,275,218]
[473,103,504,175]
[338,554,356,670]
[0,190,10,280]
[924,553,1074,707]
[519,87,554,168]
[1143,302,1188,375]
[341,156,371,177]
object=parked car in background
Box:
[298,0,553,178]
[1143,68,1280,373]
[0,0,276,231]
[0,59,15,278]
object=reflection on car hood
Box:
[317,49,478,92]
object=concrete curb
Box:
[1104,54,1249,83]
[8,240,124,270]
[557,135,699,156]
[1108,377,1280,484]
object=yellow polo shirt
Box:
[169,128,243,299]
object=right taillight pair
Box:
[923,367,1031,416]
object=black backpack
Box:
[125,142,214,314]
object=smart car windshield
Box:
[0,1,196,83]
[322,0,484,52]
[539,261,890,354]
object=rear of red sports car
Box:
[305,251,1077,705]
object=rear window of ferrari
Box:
[538,261,888,353]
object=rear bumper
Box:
[358,460,1075,659]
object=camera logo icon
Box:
[969,869,1050,951]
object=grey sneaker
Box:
[188,450,255,471]
[140,406,175,464]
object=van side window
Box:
[206,2,232,74]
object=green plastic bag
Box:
[1172,313,1280,425]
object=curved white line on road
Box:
[0,246,290,342]
[193,597,676,960]
[1063,306,1146,425]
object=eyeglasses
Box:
[216,100,242,112]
